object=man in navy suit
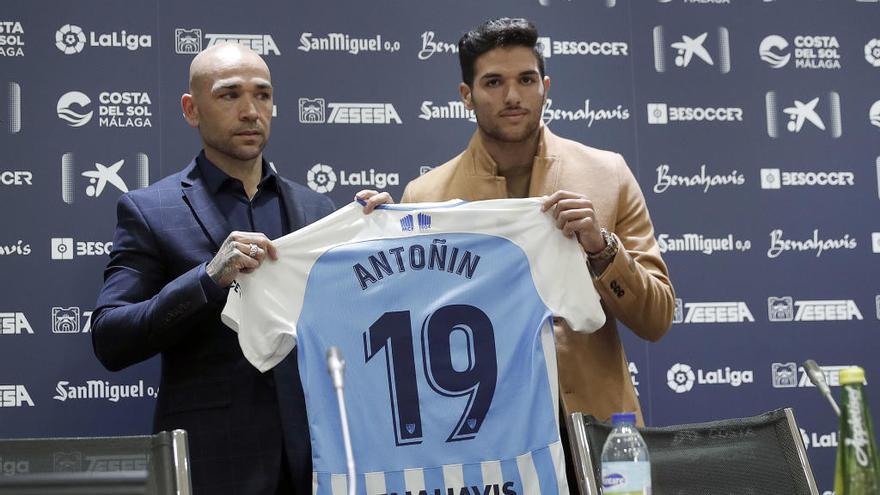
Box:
[91,43,389,494]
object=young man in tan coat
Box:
[402,18,674,429]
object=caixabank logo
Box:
[765,90,842,138]
[667,363,754,394]
[306,163,399,194]
[61,152,149,204]
[672,298,754,324]
[298,32,401,55]
[5,81,21,134]
[759,34,842,70]
[0,21,25,57]
[174,28,280,56]
[652,26,730,73]
[653,163,745,194]
[298,98,401,124]
[56,90,152,129]
[55,24,151,54]
[767,297,863,322]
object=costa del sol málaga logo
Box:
[307,163,336,193]
[56,24,86,54]
[667,363,695,393]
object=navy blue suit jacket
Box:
[92,158,334,494]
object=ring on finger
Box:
[248,243,258,258]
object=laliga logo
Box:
[869,100,880,128]
[55,24,86,54]
[759,35,791,68]
[866,39,880,67]
[667,363,695,393]
[307,163,336,193]
[57,91,93,127]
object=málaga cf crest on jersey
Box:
[222,198,605,495]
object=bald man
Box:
[92,44,388,494]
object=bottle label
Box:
[601,461,651,494]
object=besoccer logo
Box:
[174,28,201,54]
[307,163,336,193]
[759,35,791,68]
[865,39,880,67]
[667,363,695,393]
[56,24,86,54]
[647,103,668,124]
[56,91,93,127]
[869,100,880,128]
[299,98,325,123]
[653,26,730,73]
[761,168,781,189]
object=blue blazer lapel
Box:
[279,177,306,233]
[180,159,231,249]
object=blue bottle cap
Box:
[611,412,637,425]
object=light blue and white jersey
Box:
[222,198,605,495]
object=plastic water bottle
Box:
[600,412,651,494]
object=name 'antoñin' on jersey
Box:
[222,198,605,495]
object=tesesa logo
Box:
[765,90,842,138]
[50,238,113,260]
[0,385,34,407]
[767,296,863,322]
[0,312,32,335]
[298,98,401,125]
[653,26,730,73]
[55,24,151,54]
[52,307,92,334]
[174,28,280,56]
[759,34,842,70]
[772,362,859,388]
[672,298,754,323]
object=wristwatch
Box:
[588,228,618,262]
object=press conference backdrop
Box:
[1,0,878,492]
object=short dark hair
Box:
[458,18,546,87]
